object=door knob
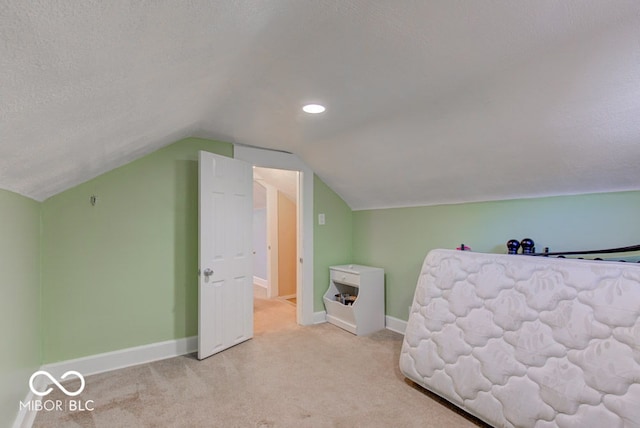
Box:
[203,268,214,277]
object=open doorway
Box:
[234,144,315,326]
[252,166,299,332]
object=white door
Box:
[198,151,253,360]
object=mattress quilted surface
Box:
[400,249,640,428]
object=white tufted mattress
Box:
[400,249,640,428]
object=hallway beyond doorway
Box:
[254,284,296,335]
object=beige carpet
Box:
[33,297,486,427]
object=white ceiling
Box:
[2,1,639,209]
[253,167,298,205]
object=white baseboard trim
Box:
[13,337,197,428]
[12,388,40,428]
[313,310,327,324]
[278,293,296,300]
[253,276,268,288]
[314,311,406,333]
[385,315,407,335]
[41,336,198,380]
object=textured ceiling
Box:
[2,1,639,208]
[254,167,297,204]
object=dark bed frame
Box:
[505,239,640,263]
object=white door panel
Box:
[198,151,253,360]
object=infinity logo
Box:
[29,370,85,397]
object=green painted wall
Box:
[313,176,353,312]
[41,138,232,363]
[0,190,41,424]
[30,130,640,367]
[353,191,640,320]
[40,136,355,362]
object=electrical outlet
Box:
[318,213,325,225]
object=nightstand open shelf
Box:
[323,264,385,335]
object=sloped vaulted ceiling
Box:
[1,1,639,208]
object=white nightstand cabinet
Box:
[323,264,385,335]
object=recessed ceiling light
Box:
[302,104,326,114]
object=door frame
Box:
[234,145,314,326]
[264,180,279,299]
